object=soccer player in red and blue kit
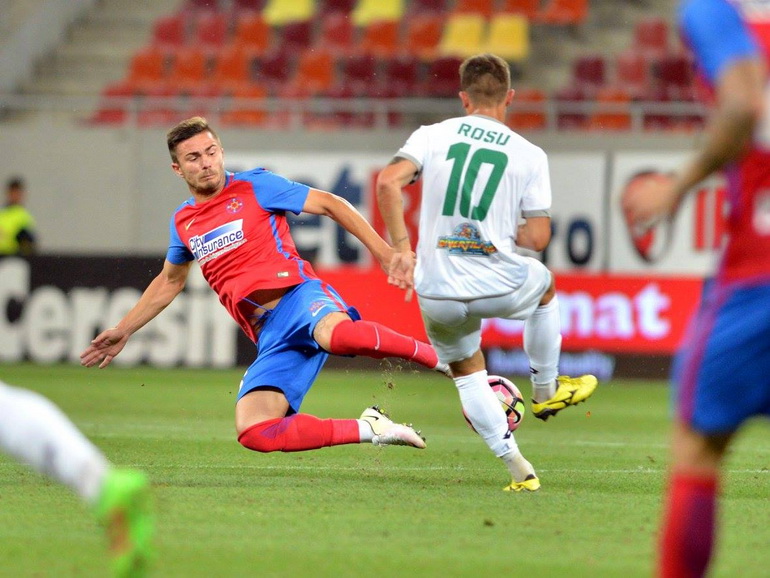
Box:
[623,1,770,575]
[81,117,451,454]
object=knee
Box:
[539,277,556,306]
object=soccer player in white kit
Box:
[377,53,597,491]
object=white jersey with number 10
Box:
[396,114,552,299]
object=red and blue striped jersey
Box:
[681,0,770,283]
[166,168,319,341]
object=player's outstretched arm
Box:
[302,188,393,270]
[376,158,420,300]
[80,260,191,368]
[516,216,552,252]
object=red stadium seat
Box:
[193,12,230,50]
[404,13,444,61]
[615,49,651,99]
[125,46,170,91]
[151,13,188,49]
[277,20,314,57]
[337,53,379,96]
[210,45,254,90]
[454,0,495,18]
[256,50,294,93]
[421,56,463,98]
[572,54,606,95]
[587,86,633,131]
[633,16,669,59]
[318,0,356,16]
[287,48,336,96]
[382,54,421,97]
[221,83,268,126]
[499,0,540,19]
[318,11,355,55]
[506,87,547,131]
[233,12,272,56]
[554,83,588,130]
[535,0,588,27]
[167,47,210,92]
[359,20,400,58]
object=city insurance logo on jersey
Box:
[189,219,245,264]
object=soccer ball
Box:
[463,375,526,432]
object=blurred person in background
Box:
[0,379,153,577]
[622,1,770,575]
[377,53,597,492]
[82,116,451,456]
[0,176,38,256]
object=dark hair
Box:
[459,53,511,106]
[166,117,220,162]
[6,176,25,190]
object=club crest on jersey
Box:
[226,197,244,214]
[437,222,497,256]
[189,219,246,264]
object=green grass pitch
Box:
[0,362,768,577]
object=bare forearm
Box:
[115,274,184,335]
[327,196,392,265]
[376,180,411,251]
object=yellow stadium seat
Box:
[437,13,486,59]
[351,0,404,26]
[485,13,530,62]
[262,0,315,26]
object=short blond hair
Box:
[459,54,511,107]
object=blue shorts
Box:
[673,279,770,434]
[236,279,359,413]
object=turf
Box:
[0,363,768,577]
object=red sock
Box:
[237,414,360,452]
[328,319,438,369]
[658,471,718,578]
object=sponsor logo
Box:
[189,219,245,264]
[437,222,497,256]
[185,218,196,230]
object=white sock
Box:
[358,420,374,442]
[501,449,537,482]
[0,381,109,505]
[454,370,518,457]
[524,295,561,402]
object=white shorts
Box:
[418,257,551,364]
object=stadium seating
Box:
[276,20,315,56]
[318,11,355,55]
[337,53,379,96]
[167,47,209,93]
[404,13,445,61]
[571,54,606,95]
[437,13,486,58]
[422,56,464,97]
[262,0,316,25]
[210,45,254,90]
[506,86,547,131]
[382,54,421,97]
[359,20,400,58]
[500,0,540,19]
[232,12,272,56]
[220,83,268,126]
[318,0,357,17]
[192,11,230,50]
[453,0,495,18]
[614,49,650,99]
[633,16,669,59]
[125,46,169,92]
[151,13,187,49]
[485,13,530,63]
[587,86,633,131]
[288,48,336,96]
[351,0,404,26]
[535,0,589,27]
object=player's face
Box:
[172,131,226,197]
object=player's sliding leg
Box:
[523,296,597,420]
[454,370,539,492]
[328,319,451,376]
[0,381,154,578]
[237,411,426,451]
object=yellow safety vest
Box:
[0,205,36,254]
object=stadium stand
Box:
[28,0,698,132]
